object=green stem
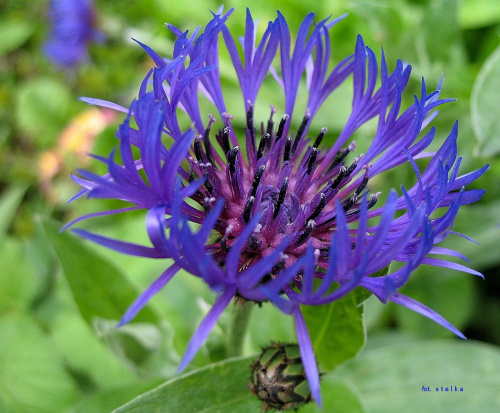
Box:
[227,301,254,358]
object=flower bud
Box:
[250,343,312,411]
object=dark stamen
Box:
[329,142,355,171]
[343,158,358,178]
[306,147,318,174]
[257,134,270,160]
[283,137,292,163]
[246,105,256,150]
[328,157,360,192]
[243,196,255,223]
[272,259,285,274]
[275,115,288,142]
[297,219,315,244]
[266,107,275,138]
[246,105,254,130]
[203,128,215,166]
[291,115,309,153]
[342,194,357,212]
[193,138,204,163]
[273,177,289,219]
[346,193,379,217]
[248,235,261,252]
[328,166,347,191]
[329,149,350,170]
[204,178,214,195]
[193,189,205,201]
[222,127,231,155]
[368,195,379,209]
[251,165,266,197]
[355,174,369,196]
[313,128,327,149]
[227,146,239,176]
[306,193,326,221]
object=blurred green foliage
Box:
[1,0,500,411]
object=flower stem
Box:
[227,301,254,358]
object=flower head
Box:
[69,8,488,406]
[250,342,313,411]
[44,0,103,68]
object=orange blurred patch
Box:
[38,107,117,200]
[60,107,117,160]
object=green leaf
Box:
[248,301,296,350]
[459,0,500,29]
[51,312,139,390]
[301,376,366,413]
[15,78,78,148]
[93,318,179,376]
[302,290,365,371]
[421,0,461,63]
[0,19,34,56]
[113,356,262,412]
[472,45,500,157]
[451,199,500,269]
[0,238,37,314]
[68,381,161,413]
[333,339,500,412]
[112,356,366,412]
[0,317,78,412]
[0,184,28,237]
[352,286,373,306]
[40,218,160,326]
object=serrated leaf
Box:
[302,290,365,371]
[0,317,78,412]
[472,45,500,157]
[40,218,160,326]
[333,339,500,412]
[113,356,261,413]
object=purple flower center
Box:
[191,105,378,290]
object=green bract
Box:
[250,343,313,411]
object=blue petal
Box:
[79,97,128,113]
[72,229,169,258]
[293,308,322,407]
[178,287,236,372]
[118,264,180,326]
[389,293,466,339]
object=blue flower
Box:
[69,9,488,406]
[43,0,103,68]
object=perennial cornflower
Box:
[69,9,488,407]
[43,0,102,68]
